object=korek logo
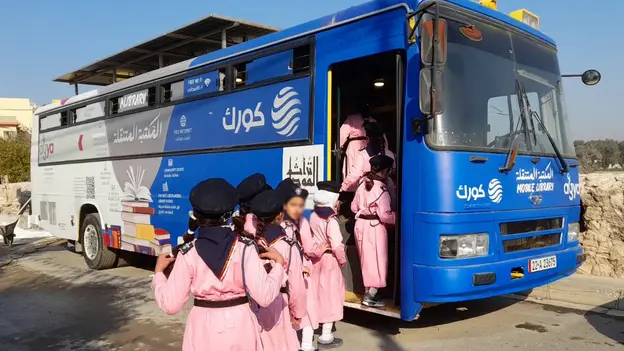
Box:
[488,178,503,203]
[272,86,301,137]
[563,173,581,201]
[39,136,54,161]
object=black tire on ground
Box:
[81,213,117,270]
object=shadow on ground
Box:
[585,301,624,346]
[0,264,182,350]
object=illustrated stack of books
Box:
[119,201,171,255]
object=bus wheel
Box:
[81,213,117,270]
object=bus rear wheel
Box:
[81,213,117,270]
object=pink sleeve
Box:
[300,219,325,258]
[286,246,307,320]
[341,152,365,192]
[374,188,396,225]
[350,184,362,214]
[151,253,193,315]
[327,219,347,266]
[242,244,285,307]
[339,119,352,148]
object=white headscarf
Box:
[313,190,339,208]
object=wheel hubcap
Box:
[84,224,99,260]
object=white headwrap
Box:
[313,190,339,208]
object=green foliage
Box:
[0,126,31,183]
[575,139,624,173]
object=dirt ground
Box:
[0,239,622,351]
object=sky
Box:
[0,0,619,140]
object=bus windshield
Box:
[427,10,576,157]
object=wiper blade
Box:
[498,80,528,173]
[528,110,569,173]
[515,79,569,174]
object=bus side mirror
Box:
[581,69,601,86]
[419,68,444,115]
[420,18,447,65]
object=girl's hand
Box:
[155,253,175,273]
[259,247,285,266]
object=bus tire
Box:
[81,213,117,270]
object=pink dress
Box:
[340,114,390,179]
[281,218,320,331]
[351,179,396,288]
[309,210,347,323]
[256,234,307,351]
[341,148,397,209]
[152,239,284,351]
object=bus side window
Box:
[60,110,69,126]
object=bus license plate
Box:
[529,256,557,273]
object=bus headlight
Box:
[439,233,489,259]
[567,222,580,242]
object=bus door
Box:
[328,50,405,317]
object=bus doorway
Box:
[329,50,403,317]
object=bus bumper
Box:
[413,245,584,303]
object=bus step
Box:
[344,291,401,319]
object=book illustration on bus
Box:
[102,165,171,255]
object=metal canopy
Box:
[54,14,279,89]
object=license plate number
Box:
[529,256,557,273]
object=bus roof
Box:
[37,0,555,115]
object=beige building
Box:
[0,98,35,138]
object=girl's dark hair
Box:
[363,170,388,191]
[188,215,199,233]
[255,213,283,241]
[231,215,255,239]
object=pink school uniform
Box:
[309,181,346,346]
[153,235,284,351]
[152,177,285,351]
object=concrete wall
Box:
[0,182,31,215]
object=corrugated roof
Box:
[54,14,279,87]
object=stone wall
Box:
[0,182,30,215]
[578,172,624,278]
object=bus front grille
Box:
[502,233,562,253]
[499,217,563,236]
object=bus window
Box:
[60,111,70,127]
[486,92,539,149]
[162,68,225,103]
[73,101,106,123]
[235,44,312,87]
[40,113,62,131]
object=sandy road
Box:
[0,240,621,350]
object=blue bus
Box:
[32,0,597,321]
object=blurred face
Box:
[284,197,305,220]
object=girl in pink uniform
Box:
[339,103,389,179]
[276,178,322,351]
[351,154,396,307]
[235,173,272,236]
[152,178,286,351]
[309,181,346,348]
[341,122,397,210]
[251,189,307,351]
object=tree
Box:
[0,126,31,183]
